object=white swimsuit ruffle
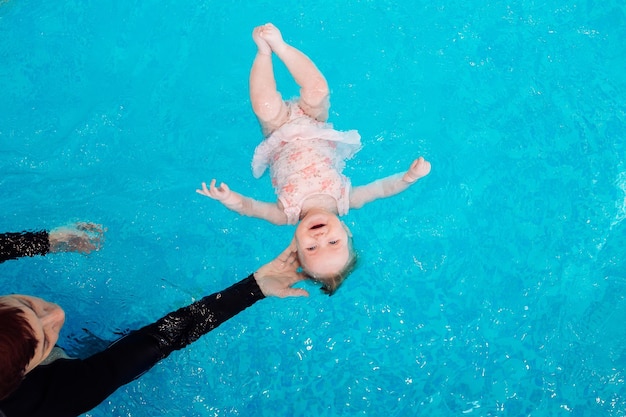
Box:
[251,119,361,179]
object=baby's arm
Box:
[197,180,288,225]
[349,157,431,209]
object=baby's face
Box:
[295,208,351,278]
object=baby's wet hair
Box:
[316,251,358,296]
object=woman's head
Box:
[295,208,357,295]
[0,295,65,400]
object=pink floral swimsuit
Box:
[251,103,362,225]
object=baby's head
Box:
[294,208,357,295]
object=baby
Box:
[198,23,431,294]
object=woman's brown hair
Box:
[0,300,38,400]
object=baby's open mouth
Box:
[310,223,325,229]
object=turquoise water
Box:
[1,0,625,416]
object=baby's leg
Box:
[261,23,330,122]
[250,25,289,136]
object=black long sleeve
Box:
[140,273,265,355]
[0,274,265,417]
[0,231,50,263]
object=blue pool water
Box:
[1,1,625,416]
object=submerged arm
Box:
[0,223,104,264]
[0,231,50,263]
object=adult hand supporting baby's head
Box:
[254,239,309,298]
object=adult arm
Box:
[0,223,103,264]
[349,157,431,209]
[0,244,306,417]
[0,231,50,263]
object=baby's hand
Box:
[403,157,431,183]
[252,25,272,55]
[196,179,233,202]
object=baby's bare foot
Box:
[252,25,271,55]
[258,23,287,54]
